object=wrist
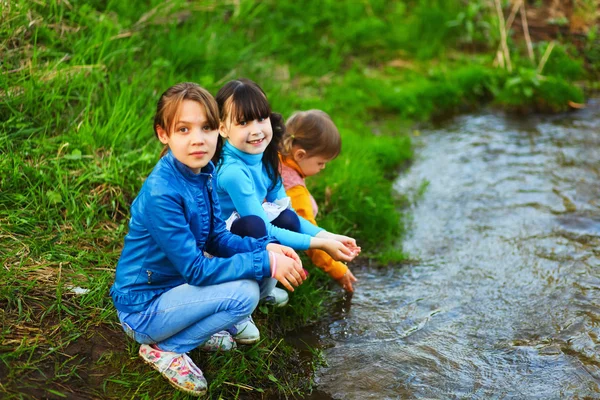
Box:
[310,237,326,250]
[315,230,330,239]
[269,251,277,278]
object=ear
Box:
[156,125,170,145]
[219,121,228,138]
[292,147,307,161]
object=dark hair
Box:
[215,78,283,190]
[281,109,341,160]
[154,82,219,158]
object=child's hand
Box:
[266,243,302,267]
[314,238,357,262]
[334,235,361,257]
[267,243,309,279]
[268,251,306,292]
[336,270,358,293]
[316,231,361,257]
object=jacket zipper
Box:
[207,175,214,234]
[147,270,152,284]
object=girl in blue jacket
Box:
[214,79,360,306]
[110,82,306,397]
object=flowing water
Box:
[303,100,600,399]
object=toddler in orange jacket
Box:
[280,110,359,292]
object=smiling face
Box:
[156,100,219,173]
[219,100,273,155]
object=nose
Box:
[191,128,205,145]
[248,121,262,135]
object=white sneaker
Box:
[198,330,236,352]
[261,287,289,307]
[228,316,260,344]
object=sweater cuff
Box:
[256,235,279,249]
[254,248,272,281]
[329,261,349,280]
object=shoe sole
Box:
[140,353,207,397]
[234,336,260,345]
[260,299,288,308]
[275,299,288,307]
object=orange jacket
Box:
[280,156,348,280]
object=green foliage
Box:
[373,65,496,120]
[398,0,464,59]
[537,76,585,111]
[584,26,600,76]
[538,42,585,80]
[446,0,496,48]
[495,68,584,112]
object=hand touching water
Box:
[336,269,358,293]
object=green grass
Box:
[1,0,597,398]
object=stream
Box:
[301,99,600,399]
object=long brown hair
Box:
[153,82,219,157]
[215,79,284,190]
[280,109,341,160]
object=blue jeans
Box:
[117,278,276,353]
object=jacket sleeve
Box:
[218,165,313,250]
[206,182,278,258]
[143,188,271,285]
[286,185,348,280]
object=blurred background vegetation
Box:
[1,0,598,398]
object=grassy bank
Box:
[1,0,598,398]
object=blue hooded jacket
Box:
[110,151,276,313]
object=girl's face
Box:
[156,100,219,174]
[219,106,273,155]
[293,148,333,177]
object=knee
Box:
[272,209,300,232]
[231,215,267,238]
[233,280,260,315]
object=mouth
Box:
[190,151,207,157]
[247,137,265,145]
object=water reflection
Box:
[310,100,600,399]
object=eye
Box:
[238,120,247,126]
[202,125,212,131]
[178,127,189,133]
[258,117,266,122]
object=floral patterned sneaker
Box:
[139,344,207,397]
[199,330,236,352]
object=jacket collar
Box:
[223,141,263,166]
[165,150,215,182]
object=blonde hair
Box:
[153,82,219,157]
[281,110,341,159]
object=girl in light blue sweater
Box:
[214,79,360,306]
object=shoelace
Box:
[159,352,203,378]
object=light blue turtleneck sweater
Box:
[216,141,322,250]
